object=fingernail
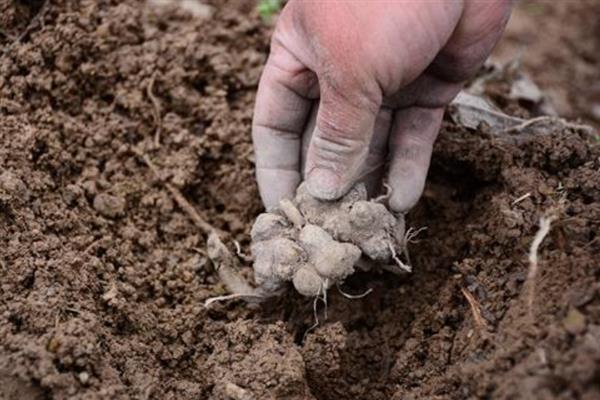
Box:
[306,168,344,200]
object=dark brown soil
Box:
[0,1,599,400]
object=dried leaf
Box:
[448,91,525,131]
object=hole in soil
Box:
[8,314,23,332]
[31,139,48,163]
[21,271,35,289]
[294,160,491,399]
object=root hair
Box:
[336,283,373,299]
[388,243,412,273]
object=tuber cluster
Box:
[251,183,407,297]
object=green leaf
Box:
[257,0,282,22]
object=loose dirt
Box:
[0,1,599,400]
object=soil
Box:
[0,1,599,400]
[492,0,600,127]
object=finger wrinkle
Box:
[253,122,302,140]
[312,134,364,156]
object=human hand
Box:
[252,0,512,212]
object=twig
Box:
[526,214,557,319]
[512,192,532,206]
[146,72,162,147]
[2,0,50,57]
[135,150,218,236]
[461,287,488,331]
[0,29,16,41]
[16,0,50,43]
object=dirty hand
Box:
[253,0,512,212]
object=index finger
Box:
[252,39,317,210]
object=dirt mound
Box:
[0,1,599,400]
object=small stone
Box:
[93,193,126,218]
[78,372,90,384]
[563,308,586,335]
[47,336,61,353]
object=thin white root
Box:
[526,214,557,318]
[303,295,321,342]
[233,240,253,263]
[374,183,393,203]
[388,243,412,273]
[322,279,329,320]
[303,281,328,342]
[404,226,428,244]
[336,283,373,299]
[400,226,427,267]
[512,192,532,206]
[203,293,266,308]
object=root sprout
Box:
[526,214,557,318]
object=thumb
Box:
[304,82,381,200]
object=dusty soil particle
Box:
[93,193,126,218]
